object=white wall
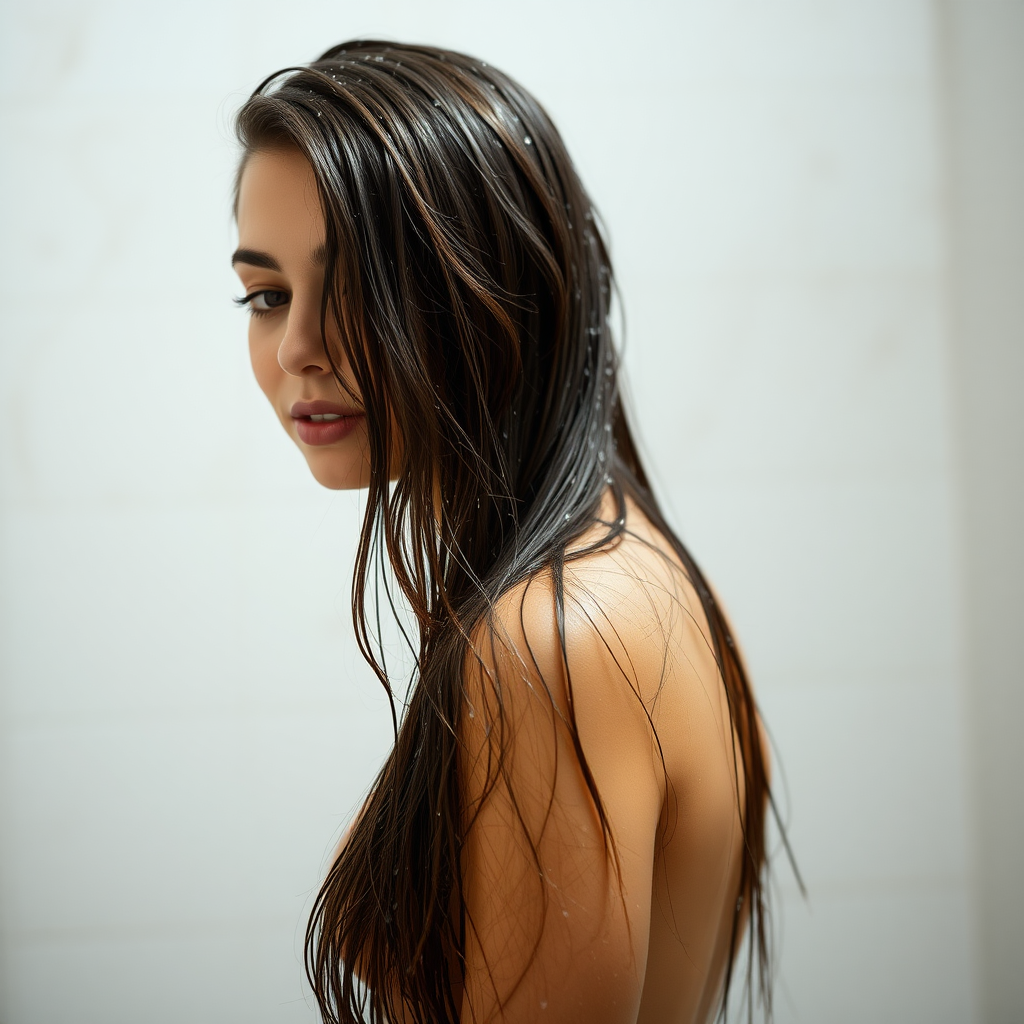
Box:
[0,1,992,1021]
[938,3,1024,1020]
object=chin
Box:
[305,454,372,490]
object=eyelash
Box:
[234,289,290,318]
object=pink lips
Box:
[290,400,365,446]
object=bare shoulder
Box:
[464,494,733,790]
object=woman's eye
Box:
[236,289,290,316]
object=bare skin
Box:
[235,148,751,1024]
[456,499,747,1024]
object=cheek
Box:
[248,326,282,403]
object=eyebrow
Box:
[231,244,329,270]
[231,248,280,271]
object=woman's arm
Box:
[458,575,664,1024]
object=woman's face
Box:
[233,147,371,490]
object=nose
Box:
[277,306,331,378]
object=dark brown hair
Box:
[235,39,778,1023]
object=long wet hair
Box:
[235,40,775,1024]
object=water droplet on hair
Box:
[433,99,441,107]
[598,451,605,462]
[584,367,590,377]
[468,707,475,718]
[374,55,384,61]
[564,513,571,520]
[604,366,613,377]
[524,136,532,145]
[587,327,598,336]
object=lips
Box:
[289,400,365,446]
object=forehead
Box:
[236,147,324,253]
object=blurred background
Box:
[1,1,1021,1021]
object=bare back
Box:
[456,494,749,1023]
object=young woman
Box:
[231,40,776,1024]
